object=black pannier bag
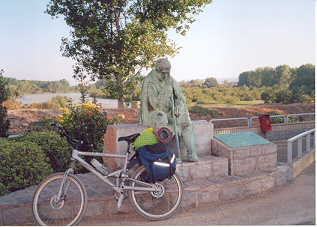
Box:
[139,143,176,182]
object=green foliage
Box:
[203,77,219,88]
[15,132,79,173]
[274,89,292,104]
[261,91,271,103]
[189,105,222,117]
[27,116,59,133]
[224,95,240,104]
[0,138,53,196]
[78,82,88,104]
[238,71,251,87]
[59,101,120,152]
[180,81,268,106]
[26,95,69,109]
[45,0,212,107]
[239,64,315,104]
[0,71,10,137]
[255,110,296,124]
[4,77,75,96]
[290,63,315,95]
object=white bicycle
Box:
[32,123,183,226]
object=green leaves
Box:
[0,73,10,137]
[59,101,120,153]
[16,132,73,173]
[46,0,212,103]
[0,138,53,196]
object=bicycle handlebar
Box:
[51,123,83,149]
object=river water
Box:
[15,93,120,109]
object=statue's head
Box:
[155,58,171,73]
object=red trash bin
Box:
[259,115,271,132]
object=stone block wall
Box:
[211,138,277,175]
[0,163,293,225]
[176,155,228,182]
[179,164,293,210]
[103,121,213,168]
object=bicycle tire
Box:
[128,165,183,220]
[32,173,87,226]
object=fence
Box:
[210,117,250,126]
[287,128,315,164]
[209,113,315,126]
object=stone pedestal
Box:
[176,155,228,183]
[211,132,277,175]
[103,121,213,168]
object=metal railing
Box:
[287,128,315,164]
[286,113,315,123]
[250,115,286,125]
[209,113,315,127]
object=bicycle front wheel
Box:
[128,165,183,220]
[32,173,87,226]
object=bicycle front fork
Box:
[56,160,76,202]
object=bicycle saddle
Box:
[118,133,140,143]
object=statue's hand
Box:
[175,106,181,117]
[174,99,182,116]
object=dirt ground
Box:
[6,103,315,136]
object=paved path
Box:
[79,162,315,226]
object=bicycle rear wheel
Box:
[128,165,183,220]
[32,173,87,226]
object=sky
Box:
[0,0,315,86]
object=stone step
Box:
[176,155,229,183]
[0,164,293,225]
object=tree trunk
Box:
[117,76,124,108]
[118,99,124,108]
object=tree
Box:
[237,71,250,87]
[203,77,218,88]
[46,0,212,108]
[260,91,271,103]
[290,64,315,95]
[275,65,291,89]
[247,69,262,87]
[0,69,10,137]
[261,67,276,87]
[189,79,204,87]
[78,82,88,104]
[274,89,292,104]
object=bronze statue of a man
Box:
[138,58,199,162]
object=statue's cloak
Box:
[138,69,188,127]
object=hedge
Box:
[0,138,53,196]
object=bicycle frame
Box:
[56,149,159,211]
[72,149,157,191]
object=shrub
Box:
[189,105,222,117]
[15,132,80,173]
[0,138,53,196]
[261,91,271,103]
[224,96,240,104]
[59,101,120,152]
[27,95,69,109]
[0,74,10,137]
[27,116,59,133]
[2,98,22,110]
[255,111,296,124]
